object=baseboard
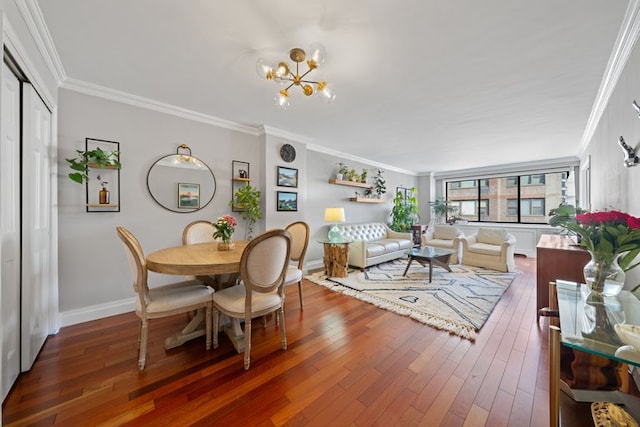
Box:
[58,297,135,327]
[306,259,324,273]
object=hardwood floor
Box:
[3,257,551,426]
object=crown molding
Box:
[16,0,66,84]
[306,142,418,176]
[61,78,260,136]
[580,0,640,152]
[260,125,313,144]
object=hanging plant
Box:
[66,147,121,184]
[229,183,262,239]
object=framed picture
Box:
[277,166,298,188]
[277,191,298,211]
[178,183,200,209]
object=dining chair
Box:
[284,221,310,309]
[182,220,215,245]
[116,226,214,370]
[212,229,291,370]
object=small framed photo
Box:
[178,183,200,209]
[277,191,298,211]
[277,166,298,188]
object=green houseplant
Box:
[66,147,121,184]
[390,187,419,232]
[229,183,262,239]
[430,199,457,223]
[373,170,386,198]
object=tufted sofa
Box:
[337,222,413,270]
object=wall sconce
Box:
[618,136,639,167]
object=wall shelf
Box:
[232,160,251,212]
[328,178,369,188]
[349,197,384,203]
[85,138,120,213]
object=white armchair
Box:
[460,228,516,272]
[421,224,464,263]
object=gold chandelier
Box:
[256,43,336,109]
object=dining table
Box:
[146,240,249,352]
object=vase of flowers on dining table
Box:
[211,215,238,251]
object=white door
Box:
[21,83,52,370]
[1,63,22,399]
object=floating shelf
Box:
[232,177,252,182]
[328,178,369,188]
[86,203,119,207]
[349,197,384,203]
[86,163,119,169]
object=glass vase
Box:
[217,240,235,251]
[583,251,625,296]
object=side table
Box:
[318,238,353,278]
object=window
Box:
[446,171,568,224]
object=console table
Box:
[550,280,640,426]
[536,234,590,319]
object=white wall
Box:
[582,32,640,290]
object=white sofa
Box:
[421,224,464,264]
[460,228,516,272]
[337,223,413,270]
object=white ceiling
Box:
[36,1,629,173]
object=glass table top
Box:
[556,279,640,367]
[317,238,354,244]
[408,246,455,259]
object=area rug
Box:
[305,259,517,340]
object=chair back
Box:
[182,220,215,245]
[285,221,309,268]
[240,229,291,297]
[116,227,150,309]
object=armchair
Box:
[460,228,516,272]
[421,224,464,263]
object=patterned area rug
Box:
[305,259,517,340]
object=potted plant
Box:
[336,162,349,180]
[374,170,386,198]
[66,147,121,184]
[229,183,262,239]
[348,169,359,182]
[430,199,457,224]
[390,187,419,232]
[360,169,368,183]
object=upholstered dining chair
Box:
[284,221,310,309]
[182,220,215,245]
[212,229,291,370]
[116,226,214,370]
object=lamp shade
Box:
[324,207,345,223]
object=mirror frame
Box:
[146,145,216,213]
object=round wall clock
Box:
[280,144,296,162]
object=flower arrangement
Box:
[558,210,640,271]
[211,215,237,243]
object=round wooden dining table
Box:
[146,240,249,352]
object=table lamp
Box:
[324,207,345,242]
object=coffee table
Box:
[402,246,455,282]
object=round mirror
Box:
[147,146,216,213]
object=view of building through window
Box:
[446,172,569,224]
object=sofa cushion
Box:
[434,225,458,240]
[477,228,507,245]
[468,242,502,256]
[339,223,388,242]
[378,239,401,253]
[366,243,387,258]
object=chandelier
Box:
[256,43,336,109]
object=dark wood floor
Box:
[3,257,550,426]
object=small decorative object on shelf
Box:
[374,170,386,198]
[360,169,367,183]
[211,215,237,251]
[98,176,110,204]
[336,162,349,180]
[551,206,640,296]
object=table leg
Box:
[550,325,561,427]
[164,309,206,350]
[402,257,414,276]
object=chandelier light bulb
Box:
[255,58,273,79]
[317,82,336,103]
[275,90,290,110]
[276,62,290,79]
[307,42,326,67]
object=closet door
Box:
[21,83,52,370]
[1,63,21,399]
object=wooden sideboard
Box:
[536,234,591,318]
